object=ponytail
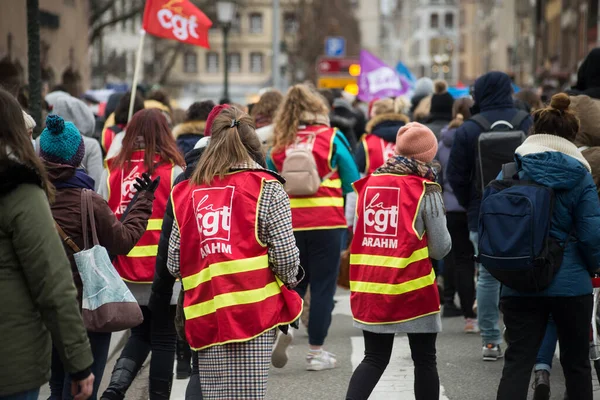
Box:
[191,107,262,185]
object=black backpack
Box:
[473,110,529,194]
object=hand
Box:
[134,173,161,194]
[71,373,95,400]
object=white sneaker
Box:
[271,330,293,368]
[306,350,337,371]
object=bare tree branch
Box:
[89,0,114,26]
[89,5,144,45]
[158,43,186,85]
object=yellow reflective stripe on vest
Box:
[147,219,163,231]
[182,255,269,291]
[183,279,283,320]
[289,197,344,208]
[350,269,436,295]
[127,245,159,257]
[350,247,429,269]
[321,178,342,189]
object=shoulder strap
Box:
[80,189,100,249]
[501,162,518,180]
[55,222,81,253]
[470,114,492,132]
[510,110,530,130]
[84,189,100,246]
[81,190,89,250]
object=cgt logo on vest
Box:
[382,142,395,162]
[192,187,234,258]
[362,187,399,249]
[119,166,142,215]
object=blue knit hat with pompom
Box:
[40,114,85,167]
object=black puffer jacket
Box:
[149,147,204,316]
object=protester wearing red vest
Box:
[167,107,302,399]
[345,122,451,400]
[99,109,185,400]
[267,85,360,371]
[356,98,410,175]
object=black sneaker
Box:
[532,370,550,400]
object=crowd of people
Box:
[1,47,600,400]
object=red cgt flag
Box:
[142,0,213,48]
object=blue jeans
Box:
[294,228,344,346]
[49,331,111,400]
[0,388,39,400]
[535,316,558,372]
[470,231,502,345]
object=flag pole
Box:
[128,30,146,122]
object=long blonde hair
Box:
[272,84,329,151]
[191,107,263,185]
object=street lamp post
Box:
[217,1,236,101]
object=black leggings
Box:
[346,331,439,400]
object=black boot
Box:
[100,358,140,400]
[149,378,173,400]
[185,351,203,400]
[532,370,550,400]
[176,338,192,380]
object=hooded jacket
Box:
[500,136,600,297]
[446,71,534,230]
[173,120,206,156]
[355,113,409,175]
[569,47,600,99]
[0,159,93,396]
[437,125,464,212]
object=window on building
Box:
[231,13,241,33]
[249,13,263,34]
[284,12,298,34]
[206,52,219,73]
[445,13,454,29]
[250,52,264,73]
[184,51,198,73]
[228,52,241,73]
[430,13,439,29]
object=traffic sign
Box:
[317,57,359,75]
[325,36,346,57]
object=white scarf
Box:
[515,134,592,172]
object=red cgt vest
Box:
[106,150,175,282]
[361,134,396,175]
[270,125,346,231]
[350,173,440,325]
[171,170,303,350]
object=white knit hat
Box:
[22,111,36,131]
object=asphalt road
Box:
[40,290,600,399]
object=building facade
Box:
[91,0,301,104]
[0,0,90,96]
[399,0,460,84]
[169,0,300,104]
[458,0,516,85]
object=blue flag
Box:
[395,62,416,85]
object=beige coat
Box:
[572,95,600,195]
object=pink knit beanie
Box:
[395,122,438,163]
